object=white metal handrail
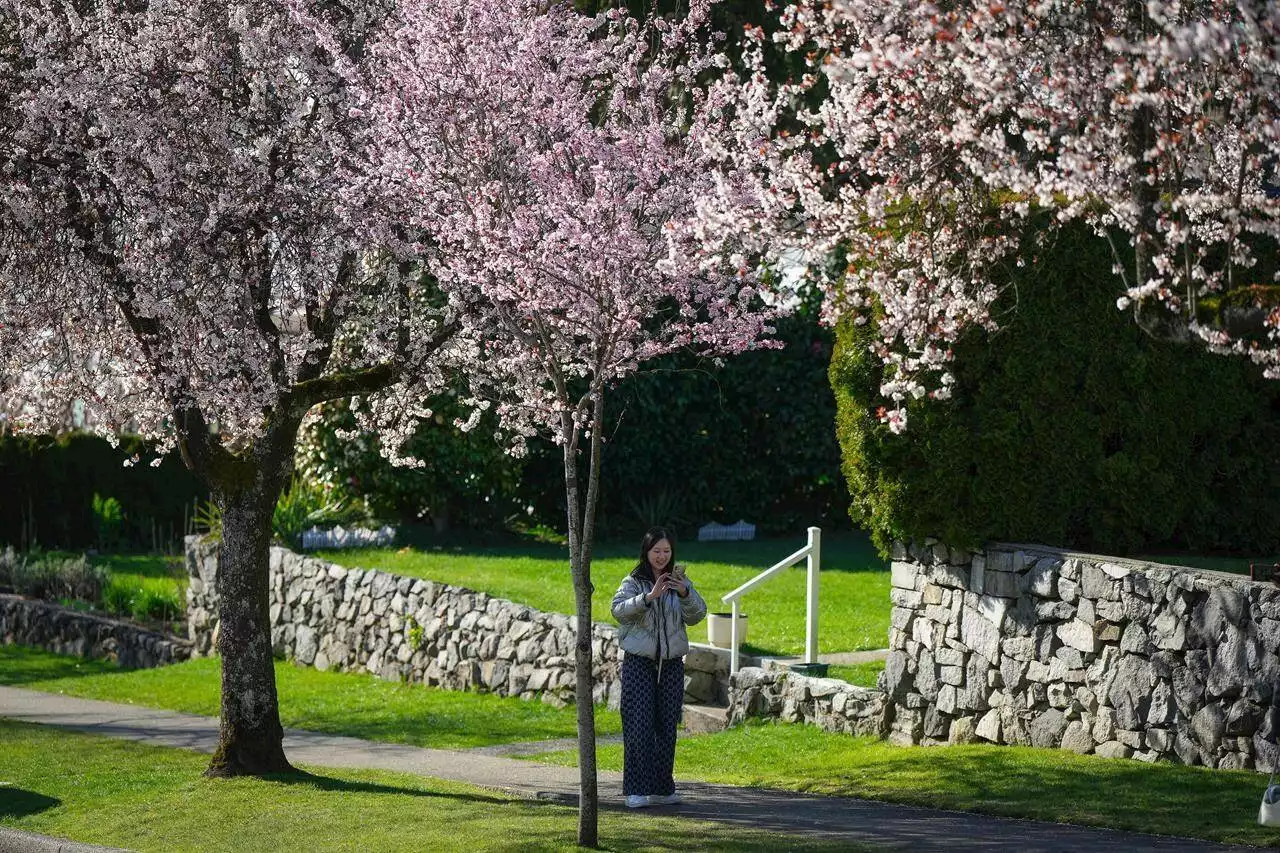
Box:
[721,526,821,676]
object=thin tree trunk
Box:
[578,392,607,848]
[205,462,293,777]
[562,399,600,849]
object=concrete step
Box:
[681,702,729,734]
[760,648,890,676]
[763,649,889,667]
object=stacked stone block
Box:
[0,594,192,668]
[887,541,1280,771]
[729,666,888,737]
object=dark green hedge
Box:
[831,223,1280,557]
[520,295,850,538]
[0,431,206,552]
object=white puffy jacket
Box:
[610,565,707,660]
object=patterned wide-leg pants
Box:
[620,652,685,797]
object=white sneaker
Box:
[625,795,652,808]
[650,792,681,805]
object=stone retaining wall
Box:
[0,594,192,667]
[887,541,1280,770]
[185,537,731,709]
[729,666,888,737]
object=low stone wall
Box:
[887,541,1280,770]
[186,537,731,709]
[729,666,888,737]
[0,594,192,668]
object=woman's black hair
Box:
[635,526,676,580]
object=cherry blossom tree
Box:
[0,0,456,775]
[293,0,774,842]
[694,0,1280,432]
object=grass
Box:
[317,531,891,657]
[531,721,1280,847]
[0,720,859,853]
[89,552,184,583]
[23,551,188,626]
[823,660,884,688]
[0,645,621,750]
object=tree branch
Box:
[286,317,458,413]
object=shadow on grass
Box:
[0,645,123,686]
[0,786,61,819]
[260,768,538,808]
[769,742,1277,842]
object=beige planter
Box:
[706,612,747,649]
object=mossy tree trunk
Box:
[178,408,298,777]
[205,458,293,776]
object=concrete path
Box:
[0,685,1255,852]
[0,826,128,853]
[466,732,625,758]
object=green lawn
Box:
[90,552,184,583]
[0,645,620,750]
[0,720,858,853]
[823,660,884,688]
[317,531,891,657]
[530,721,1280,846]
[91,553,187,624]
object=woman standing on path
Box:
[610,527,707,809]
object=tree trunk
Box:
[562,399,601,849]
[205,463,293,777]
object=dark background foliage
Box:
[831,222,1280,558]
[0,431,206,552]
[1,306,846,549]
[517,292,849,539]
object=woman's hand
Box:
[668,573,689,598]
[646,575,672,602]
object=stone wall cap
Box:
[987,542,1258,589]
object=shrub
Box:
[8,554,108,602]
[298,393,521,533]
[130,583,183,622]
[193,474,365,549]
[0,545,20,591]
[831,222,1280,557]
[91,493,125,551]
[101,576,183,623]
[272,475,362,550]
[101,577,137,615]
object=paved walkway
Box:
[466,733,625,758]
[0,686,1254,852]
[0,826,128,853]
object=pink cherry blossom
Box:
[695,0,1280,429]
[0,0,451,777]
[289,1,774,842]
